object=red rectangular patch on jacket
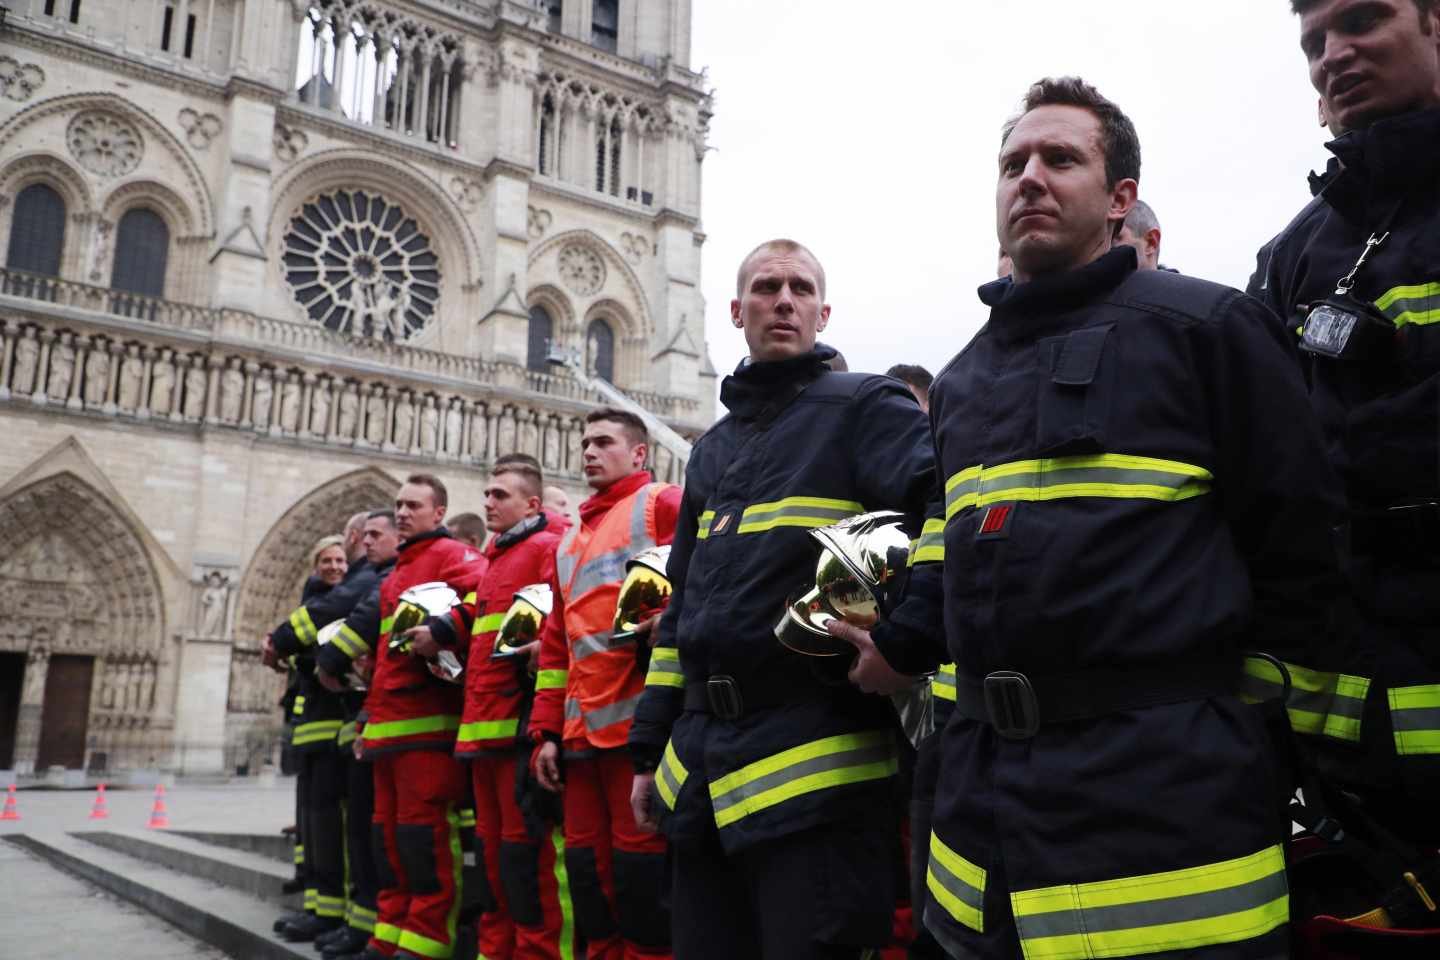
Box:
[976,503,1014,540]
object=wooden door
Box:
[36,655,93,770]
[0,652,23,770]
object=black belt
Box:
[1351,501,1440,559]
[951,660,1240,740]
[684,669,821,722]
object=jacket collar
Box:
[398,527,451,555]
[1326,107,1440,192]
[492,512,548,551]
[720,344,836,421]
[371,556,398,576]
[978,245,1137,342]
[580,471,652,527]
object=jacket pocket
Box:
[1035,324,1114,456]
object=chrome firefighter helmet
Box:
[612,545,673,642]
[388,581,464,683]
[493,583,553,659]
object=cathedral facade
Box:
[0,0,713,777]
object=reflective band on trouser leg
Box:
[1389,685,1440,755]
[294,844,305,865]
[1376,282,1440,328]
[737,496,865,534]
[644,647,683,689]
[316,893,346,919]
[909,518,946,566]
[708,731,898,829]
[932,664,957,703]
[654,739,688,811]
[552,827,575,960]
[350,903,378,933]
[944,455,1213,521]
[305,888,318,911]
[535,669,568,692]
[375,922,402,946]
[1239,658,1368,743]
[290,606,319,645]
[395,808,464,959]
[1009,843,1288,960]
[926,831,985,933]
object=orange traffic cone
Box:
[146,783,169,829]
[0,784,18,821]
[88,782,110,820]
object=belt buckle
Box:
[707,675,744,721]
[983,671,1040,740]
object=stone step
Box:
[75,828,301,904]
[7,832,314,960]
[172,828,295,864]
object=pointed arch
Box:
[527,229,653,339]
[233,467,401,641]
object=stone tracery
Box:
[67,111,144,178]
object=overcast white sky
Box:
[688,1,1331,384]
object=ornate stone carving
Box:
[89,219,114,284]
[311,377,332,436]
[279,373,302,433]
[393,392,415,450]
[450,177,483,211]
[497,406,517,455]
[83,341,111,407]
[273,123,309,162]
[527,206,552,239]
[150,350,176,416]
[220,359,245,423]
[443,399,463,456]
[117,344,145,411]
[620,232,648,264]
[420,396,440,453]
[337,383,359,440]
[543,417,560,470]
[469,402,488,461]
[558,244,605,296]
[0,56,45,103]
[364,386,387,446]
[252,369,274,430]
[197,569,233,638]
[182,358,207,420]
[519,410,539,458]
[47,333,76,402]
[67,111,144,178]
[11,328,38,395]
[177,108,223,149]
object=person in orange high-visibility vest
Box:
[323,473,487,960]
[529,409,680,960]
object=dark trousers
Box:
[300,747,347,919]
[669,815,897,960]
[908,730,946,959]
[345,750,379,933]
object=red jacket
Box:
[453,516,562,756]
[361,529,488,756]
[529,471,680,750]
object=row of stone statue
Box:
[0,319,686,482]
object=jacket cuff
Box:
[871,620,940,677]
[529,727,561,745]
[629,740,662,774]
[426,614,458,649]
[315,643,352,677]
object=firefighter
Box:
[529,409,681,960]
[320,473,486,960]
[1246,0,1440,942]
[867,78,1345,959]
[448,458,569,959]
[266,517,378,942]
[624,238,943,959]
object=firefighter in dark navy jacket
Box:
[900,78,1346,960]
[627,238,945,960]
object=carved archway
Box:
[233,467,401,646]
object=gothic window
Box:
[547,0,563,34]
[587,318,615,383]
[538,95,556,175]
[281,189,440,342]
[591,0,618,52]
[110,208,170,298]
[595,126,607,192]
[5,184,66,278]
[527,305,553,372]
[609,117,623,197]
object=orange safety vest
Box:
[554,482,673,749]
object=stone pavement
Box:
[0,776,299,837]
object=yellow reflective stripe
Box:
[927,831,986,933]
[645,647,684,689]
[379,615,395,634]
[909,517,946,566]
[337,721,358,747]
[332,624,370,658]
[552,827,576,960]
[655,738,688,810]
[293,844,305,864]
[304,889,317,909]
[708,731,897,829]
[374,922,402,945]
[737,496,865,534]
[292,694,306,717]
[536,669,568,691]
[362,714,461,740]
[945,455,1213,521]
[696,510,716,540]
[462,591,477,605]
[1389,684,1440,756]
[293,719,344,745]
[458,808,476,829]
[932,663,957,702]
[1239,658,1368,743]
[315,894,346,918]
[290,606,319,645]
[1010,844,1288,960]
[473,612,505,635]
[1376,282,1440,328]
[456,718,520,741]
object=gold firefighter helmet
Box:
[611,545,673,642]
[493,583,554,659]
[388,581,465,683]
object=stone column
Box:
[171,635,231,775]
[66,339,86,410]
[0,320,15,401]
[299,371,317,438]
[31,329,55,406]
[11,646,50,775]
[136,346,158,420]
[203,354,222,423]
[330,14,350,115]
[102,340,123,415]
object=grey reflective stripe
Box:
[929,848,984,915]
[1240,672,1337,716]
[656,747,686,810]
[1391,707,1440,733]
[1013,870,1289,941]
[709,740,894,819]
[978,464,1205,497]
[569,547,632,599]
[564,698,581,720]
[572,628,632,662]
[932,667,956,699]
[555,524,582,588]
[577,693,643,732]
[946,475,980,516]
[737,499,861,532]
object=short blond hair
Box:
[735,238,826,300]
[311,534,345,567]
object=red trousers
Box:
[371,750,468,959]
[563,748,671,960]
[470,750,573,959]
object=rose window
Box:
[281,189,440,342]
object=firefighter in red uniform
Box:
[448,457,570,959]
[334,473,487,960]
[529,409,681,960]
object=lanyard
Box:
[1333,194,1407,298]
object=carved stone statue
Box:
[393,393,415,449]
[183,359,207,419]
[118,344,145,410]
[311,380,332,436]
[337,384,359,440]
[47,334,76,401]
[469,404,488,461]
[497,407,517,456]
[252,370,273,430]
[198,570,230,637]
[219,360,245,422]
[11,328,39,394]
[420,396,439,453]
[149,351,175,415]
[364,387,387,446]
[84,343,111,407]
[21,647,49,705]
[520,412,539,458]
[543,419,560,470]
[279,374,302,433]
[444,399,463,455]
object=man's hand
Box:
[520,640,540,675]
[533,741,562,793]
[316,667,343,692]
[404,625,438,660]
[632,614,663,648]
[631,773,659,833]
[827,620,915,695]
[261,635,281,671]
[354,654,373,680]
